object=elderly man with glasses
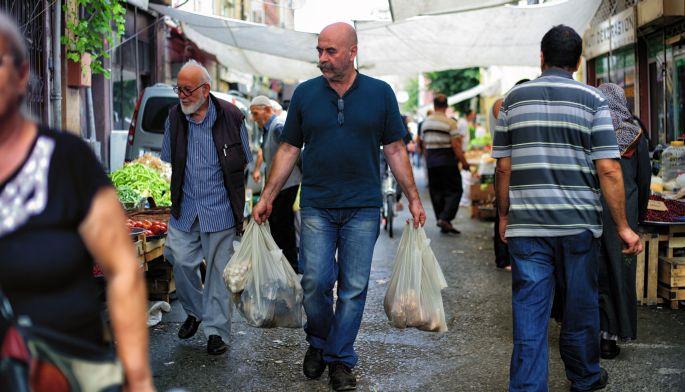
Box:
[253,22,426,391]
[160,59,252,355]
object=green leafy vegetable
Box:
[110,163,171,206]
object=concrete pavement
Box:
[149,169,685,391]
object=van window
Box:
[142,97,178,134]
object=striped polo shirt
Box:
[492,68,620,238]
[161,99,252,233]
[421,112,462,168]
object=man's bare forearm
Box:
[261,143,300,204]
[495,158,512,216]
[384,140,420,202]
[597,159,629,230]
[451,138,469,167]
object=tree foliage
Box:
[62,0,127,77]
[426,68,480,114]
[402,77,419,114]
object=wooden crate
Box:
[143,237,166,263]
[145,258,175,302]
[658,256,685,309]
[147,278,176,303]
[636,233,662,305]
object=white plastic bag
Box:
[384,223,448,332]
[223,220,305,328]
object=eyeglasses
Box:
[336,98,344,127]
[173,82,206,98]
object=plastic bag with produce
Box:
[223,220,304,328]
[384,222,448,332]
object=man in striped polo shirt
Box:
[493,26,642,392]
[419,94,470,234]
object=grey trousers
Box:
[164,219,235,342]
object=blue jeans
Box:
[508,231,601,392]
[299,207,380,368]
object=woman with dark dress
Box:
[0,12,153,390]
[596,83,651,359]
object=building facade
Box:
[585,0,685,149]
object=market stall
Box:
[639,142,685,308]
[98,154,176,302]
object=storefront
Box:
[635,0,685,148]
[585,7,638,113]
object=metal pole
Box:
[43,0,51,125]
[51,0,62,129]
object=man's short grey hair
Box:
[180,59,211,83]
[0,11,28,69]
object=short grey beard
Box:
[181,96,206,115]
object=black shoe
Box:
[207,335,228,355]
[329,362,357,391]
[600,338,620,359]
[572,368,608,391]
[437,220,460,235]
[303,346,325,379]
[178,316,201,339]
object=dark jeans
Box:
[508,231,601,392]
[427,165,463,222]
[299,207,380,367]
[268,185,299,273]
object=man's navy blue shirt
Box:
[281,73,406,208]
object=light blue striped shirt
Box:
[161,99,252,233]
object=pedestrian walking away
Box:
[418,94,470,234]
[491,79,530,270]
[252,22,426,391]
[492,25,643,392]
[251,95,302,273]
[161,59,252,356]
[596,83,652,359]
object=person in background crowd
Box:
[491,79,530,271]
[416,109,433,168]
[596,83,651,359]
[252,22,426,391]
[161,59,252,355]
[251,95,302,273]
[419,94,470,234]
[0,12,153,390]
[493,25,642,391]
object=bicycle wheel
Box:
[386,193,395,238]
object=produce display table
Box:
[127,208,175,301]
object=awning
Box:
[356,0,601,76]
[149,3,319,81]
[388,0,516,21]
[125,0,148,10]
[419,80,501,112]
[150,0,601,80]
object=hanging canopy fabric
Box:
[150,0,600,80]
[356,0,601,76]
[149,3,319,81]
[418,80,501,112]
[388,0,516,21]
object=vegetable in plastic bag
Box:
[223,220,305,328]
[384,222,448,332]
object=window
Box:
[142,97,179,134]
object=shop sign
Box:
[584,8,636,59]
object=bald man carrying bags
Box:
[161,60,252,356]
[253,23,426,391]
